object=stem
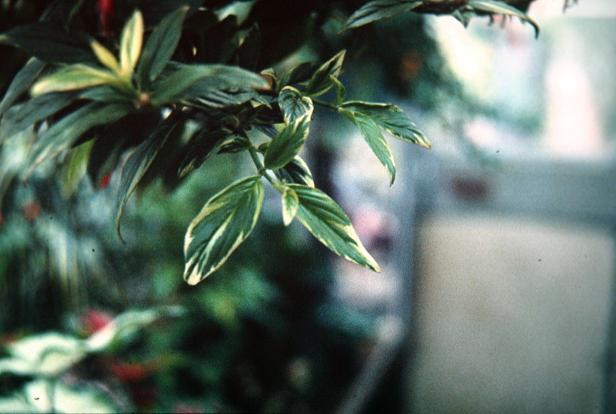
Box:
[313,99,339,111]
[248,146,279,188]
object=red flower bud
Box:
[97,0,115,37]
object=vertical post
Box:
[603,225,616,413]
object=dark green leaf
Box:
[138,6,189,84]
[274,156,314,187]
[114,119,182,241]
[305,50,346,97]
[278,86,313,124]
[28,102,132,171]
[183,176,264,284]
[0,58,45,117]
[340,109,396,185]
[178,130,226,178]
[0,92,75,142]
[344,0,421,30]
[151,64,268,105]
[218,136,251,154]
[0,24,93,63]
[290,184,380,272]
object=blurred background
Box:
[1,0,615,413]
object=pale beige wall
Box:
[408,214,614,414]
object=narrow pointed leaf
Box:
[290,184,380,272]
[278,86,313,124]
[0,24,93,63]
[28,102,131,170]
[115,120,181,241]
[183,176,264,285]
[61,140,94,197]
[344,0,421,30]
[305,50,346,97]
[0,92,75,142]
[340,101,431,148]
[264,113,311,170]
[120,10,144,77]
[151,64,268,105]
[341,109,396,185]
[274,156,315,187]
[31,64,120,96]
[330,76,346,106]
[281,187,299,226]
[0,58,45,117]
[90,40,121,73]
[138,6,189,84]
[468,0,539,37]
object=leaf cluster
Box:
[0,0,551,283]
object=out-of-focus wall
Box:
[408,214,613,414]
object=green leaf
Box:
[184,176,264,285]
[278,86,314,124]
[0,92,75,143]
[290,184,380,272]
[274,156,314,187]
[119,10,144,78]
[330,76,346,106]
[151,64,268,105]
[0,58,45,117]
[28,102,132,170]
[340,109,396,185]
[305,50,346,97]
[218,136,251,154]
[31,64,121,96]
[468,0,539,37]
[115,120,181,241]
[340,101,431,148]
[90,40,121,73]
[61,140,93,197]
[79,85,134,103]
[177,130,226,178]
[344,0,421,30]
[0,24,93,63]
[264,113,311,170]
[86,307,183,352]
[281,187,299,226]
[138,6,189,84]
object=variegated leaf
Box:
[305,50,346,97]
[264,112,311,170]
[340,101,431,148]
[119,10,144,78]
[290,184,380,272]
[274,156,315,188]
[31,64,119,96]
[184,176,264,285]
[278,86,313,124]
[281,186,299,226]
[340,108,396,185]
[90,40,121,73]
